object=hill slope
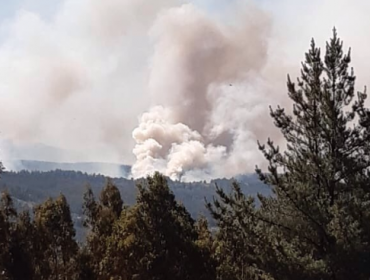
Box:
[6,159,131,178]
[0,170,270,239]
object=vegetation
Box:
[0,169,268,240]
[2,31,370,279]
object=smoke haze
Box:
[0,0,369,180]
[131,3,277,180]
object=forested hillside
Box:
[6,160,131,178]
[0,169,268,239]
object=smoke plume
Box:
[1,0,370,180]
[131,3,280,181]
[0,0,178,170]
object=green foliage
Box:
[33,194,78,279]
[0,169,269,233]
[209,30,370,280]
[81,179,125,279]
[99,172,215,280]
[0,191,78,280]
[195,216,217,280]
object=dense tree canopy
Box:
[208,29,370,279]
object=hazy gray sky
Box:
[0,0,370,179]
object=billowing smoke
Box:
[0,0,179,171]
[131,3,280,181]
[1,0,370,180]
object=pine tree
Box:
[74,247,96,280]
[207,183,272,280]
[81,180,124,279]
[0,191,36,280]
[0,191,18,280]
[195,216,217,280]
[209,30,370,280]
[7,211,35,280]
[33,195,78,280]
[103,172,214,280]
[99,178,123,218]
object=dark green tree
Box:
[74,247,96,280]
[99,179,123,218]
[0,191,18,280]
[81,180,124,279]
[209,30,370,280]
[103,172,215,280]
[208,183,271,280]
[8,211,35,280]
[0,191,35,280]
[195,216,217,280]
[33,194,78,280]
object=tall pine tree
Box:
[102,172,215,280]
[209,30,370,280]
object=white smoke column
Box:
[132,3,277,181]
[133,106,204,176]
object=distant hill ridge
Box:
[0,169,270,240]
[5,159,131,178]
